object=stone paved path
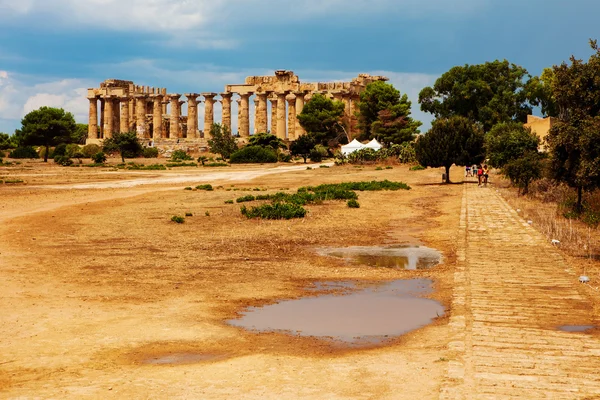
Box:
[440,184,600,399]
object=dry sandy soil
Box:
[1,160,461,399]
[3,159,600,399]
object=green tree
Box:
[290,134,316,163]
[297,93,345,147]
[15,106,76,162]
[207,123,238,159]
[72,123,88,144]
[102,132,142,162]
[546,40,600,211]
[485,122,540,168]
[525,68,558,118]
[415,116,484,183]
[502,152,543,195]
[248,133,287,151]
[419,60,535,132]
[0,133,17,150]
[357,81,421,143]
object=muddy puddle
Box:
[558,325,595,332]
[316,245,442,270]
[228,278,444,345]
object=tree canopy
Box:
[485,122,540,168]
[207,123,238,159]
[297,93,345,148]
[289,134,316,163]
[102,132,143,162]
[415,116,484,183]
[418,60,535,132]
[357,81,421,144]
[247,132,287,151]
[15,106,77,162]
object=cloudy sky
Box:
[0,0,598,134]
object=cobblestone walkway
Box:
[441,184,600,399]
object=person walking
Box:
[465,164,471,177]
[483,164,489,186]
[472,164,478,181]
[477,165,484,186]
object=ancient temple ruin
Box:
[86,71,388,148]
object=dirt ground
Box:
[0,160,463,399]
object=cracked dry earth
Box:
[441,184,600,399]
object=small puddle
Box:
[228,278,444,345]
[317,245,442,270]
[558,325,595,333]
[143,353,223,365]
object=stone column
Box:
[128,98,135,131]
[270,97,278,136]
[287,94,296,140]
[238,93,252,138]
[185,93,200,139]
[253,97,259,134]
[113,97,120,134]
[294,91,306,137]
[100,98,105,138]
[220,93,233,133]
[236,98,242,137]
[169,94,181,139]
[135,94,148,138]
[202,93,217,139]
[255,92,268,134]
[151,94,163,139]
[88,96,98,139]
[119,97,129,133]
[103,95,114,139]
[276,92,287,139]
[178,100,186,137]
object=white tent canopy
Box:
[364,138,383,150]
[341,139,365,155]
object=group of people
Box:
[465,164,489,186]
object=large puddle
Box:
[228,278,444,345]
[317,245,442,270]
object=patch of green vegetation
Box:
[385,166,393,170]
[195,184,214,191]
[306,167,312,170]
[301,180,411,192]
[224,199,234,204]
[166,162,197,168]
[4,179,24,184]
[204,162,229,167]
[184,187,193,190]
[170,150,193,161]
[236,195,256,203]
[240,202,307,220]
[185,212,193,217]
[205,211,210,217]
[410,165,426,171]
[127,163,167,170]
[347,199,360,208]
[319,165,330,168]
[375,166,383,171]
[171,215,185,224]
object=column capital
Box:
[202,92,217,100]
[87,95,99,100]
[220,92,233,99]
[134,93,148,99]
[286,93,296,102]
[239,92,253,99]
[185,93,200,98]
[168,93,181,100]
[293,90,308,96]
[149,93,163,99]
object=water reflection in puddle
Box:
[317,245,442,270]
[558,325,595,332]
[228,278,444,345]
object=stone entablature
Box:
[86,71,388,146]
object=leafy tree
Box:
[418,60,535,132]
[92,152,107,164]
[102,132,142,162]
[15,106,76,162]
[289,134,316,163]
[415,116,484,183]
[247,132,287,151]
[485,122,540,168]
[0,133,17,150]
[525,68,558,118]
[357,81,421,143]
[207,123,238,159]
[297,93,345,147]
[229,146,278,163]
[546,40,600,211]
[73,124,88,144]
[502,152,543,195]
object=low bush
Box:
[143,147,159,158]
[65,144,81,157]
[91,152,107,164]
[185,212,193,217]
[54,155,73,166]
[240,202,307,220]
[319,165,330,168]
[82,144,101,157]
[237,195,256,203]
[195,184,213,191]
[385,166,393,170]
[4,179,24,184]
[127,163,166,170]
[410,165,426,171]
[52,143,67,157]
[224,199,234,204]
[278,153,292,162]
[375,166,383,170]
[302,180,410,192]
[347,199,360,208]
[229,146,278,163]
[184,187,193,190]
[204,162,229,167]
[9,146,39,159]
[166,162,197,167]
[0,150,4,158]
[171,215,185,223]
[170,150,193,161]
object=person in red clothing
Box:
[477,165,484,186]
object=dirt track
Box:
[1,162,599,399]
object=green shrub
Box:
[224,199,234,204]
[185,212,193,217]
[306,166,312,170]
[229,146,278,163]
[127,163,166,170]
[375,166,383,170]
[72,151,85,160]
[410,165,426,171]
[205,211,210,216]
[65,144,81,157]
[171,215,185,224]
[184,187,193,190]
[4,179,24,184]
[82,144,101,157]
[143,147,159,158]
[170,150,193,161]
[241,202,307,220]
[195,184,213,191]
[52,143,67,157]
[303,180,410,192]
[92,152,107,164]
[166,162,197,167]
[54,155,73,166]
[38,146,52,159]
[204,162,229,167]
[278,152,292,162]
[319,165,330,168]
[0,150,4,158]
[9,146,39,159]
[385,166,393,170]
[347,199,360,208]
[237,195,256,203]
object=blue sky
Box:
[0,0,598,134]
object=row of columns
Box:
[89,91,351,141]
